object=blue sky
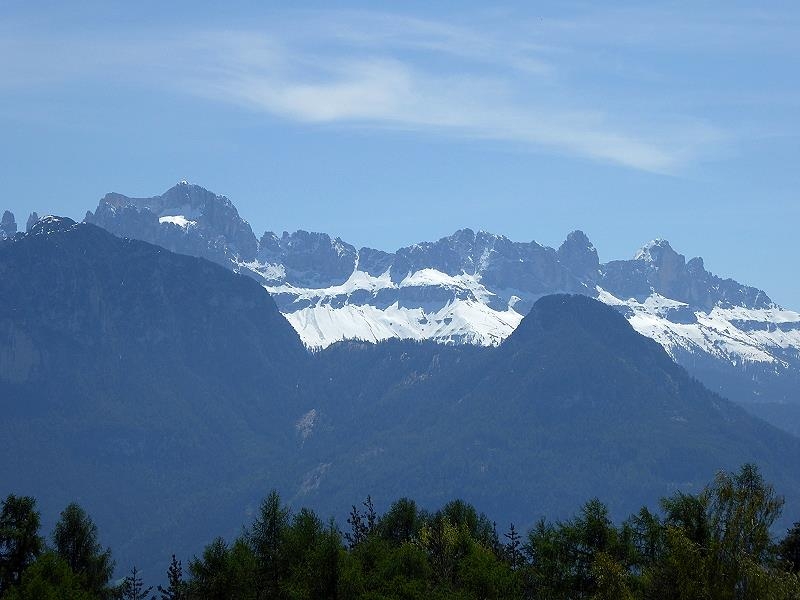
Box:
[2,1,799,306]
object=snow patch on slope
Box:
[158,215,197,229]
[269,267,523,348]
[284,299,522,349]
[268,268,394,299]
[596,287,800,366]
[238,259,286,282]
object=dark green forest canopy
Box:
[2,465,800,600]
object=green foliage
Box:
[249,490,290,598]
[705,463,785,599]
[779,522,800,574]
[0,495,44,594]
[118,566,152,600]
[345,496,377,550]
[4,466,800,600]
[626,506,663,568]
[183,492,343,600]
[3,552,92,600]
[524,498,632,600]
[503,523,522,570]
[52,502,114,598]
[526,517,574,599]
[281,508,335,599]
[591,552,634,600]
[156,554,186,600]
[376,498,423,546]
[185,537,257,600]
[457,543,516,600]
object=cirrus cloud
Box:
[0,8,738,173]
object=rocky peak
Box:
[257,230,357,287]
[557,230,599,280]
[76,181,780,320]
[357,247,394,276]
[158,181,226,215]
[86,182,258,263]
[391,228,491,281]
[0,211,16,238]
[686,256,704,272]
[633,238,681,266]
[28,216,77,236]
[602,238,772,310]
[633,239,686,295]
[26,212,40,233]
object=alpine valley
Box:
[74,182,800,433]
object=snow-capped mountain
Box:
[26,182,800,412]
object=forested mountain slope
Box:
[1,220,798,579]
[0,218,307,576]
[304,295,800,527]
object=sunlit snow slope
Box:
[266,268,525,347]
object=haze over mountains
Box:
[57,181,799,432]
[1,218,799,578]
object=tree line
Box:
[1,464,800,599]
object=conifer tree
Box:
[119,565,152,600]
[186,537,234,600]
[779,522,800,574]
[345,505,367,549]
[2,552,92,600]
[490,521,502,558]
[705,464,785,598]
[249,490,290,599]
[377,498,421,546]
[156,554,185,600]
[52,502,113,597]
[0,494,44,594]
[504,523,522,570]
[363,496,377,534]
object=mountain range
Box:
[56,181,799,433]
[1,218,799,579]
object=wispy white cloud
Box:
[192,54,693,172]
[1,8,756,172]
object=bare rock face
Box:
[25,212,39,233]
[257,230,357,288]
[557,230,599,280]
[0,211,16,239]
[85,181,259,268]
[602,238,771,310]
[28,215,76,236]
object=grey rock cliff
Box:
[0,211,16,239]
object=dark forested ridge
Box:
[2,465,800,599]
[1,220,799,582]
[0,218,308,578]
